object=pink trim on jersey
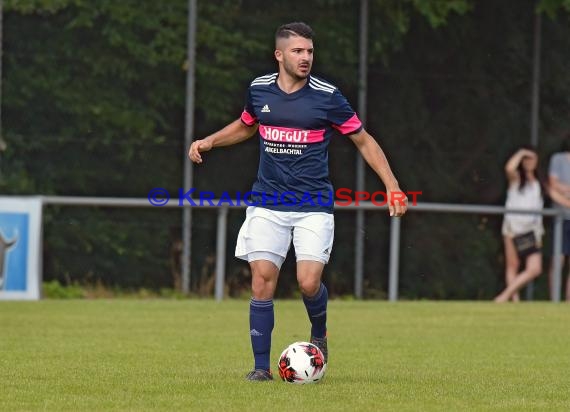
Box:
[259,125,325,143]
[332,114,362,135]
[241,110,257,126]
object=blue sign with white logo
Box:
[0,198,42,300]
[0,213,29,291]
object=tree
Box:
[2,0,569,298]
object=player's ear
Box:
[274,49,283,62]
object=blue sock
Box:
[249,298,274,371]
[303,283,328,338]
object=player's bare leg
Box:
[297,260,324,297]
[251,259,280,300]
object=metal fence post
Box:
[182,0,198,295]
[551,214,563,302]
[388,216,401,301]
[354,0,369,299]
[215,206,228,301]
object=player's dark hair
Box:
[275,22,314,41]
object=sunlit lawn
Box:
[1,300,569,411]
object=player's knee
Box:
[298,278,320,297]
[251,274,274,299]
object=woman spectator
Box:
[495,147,544,302]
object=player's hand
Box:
[387,188,408,217]
[188,139,213,164]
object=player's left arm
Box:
[348,129,408,217]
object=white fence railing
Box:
[38,196,567,302]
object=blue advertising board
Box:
[0,198,42,300]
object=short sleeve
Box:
[549,154,561,179]
[327,89,363,135]
[240,88,258,126]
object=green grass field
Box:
[1,300,569,411]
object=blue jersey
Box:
[241,73,362,213]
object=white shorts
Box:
[235,206,334,269]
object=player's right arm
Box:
[188,119,258,164]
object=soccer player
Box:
[189,22,407,381]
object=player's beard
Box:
[283,58,311,80]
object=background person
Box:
[546,134,570,301]
[495,147,544,303]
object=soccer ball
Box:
[277,341,327,384]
